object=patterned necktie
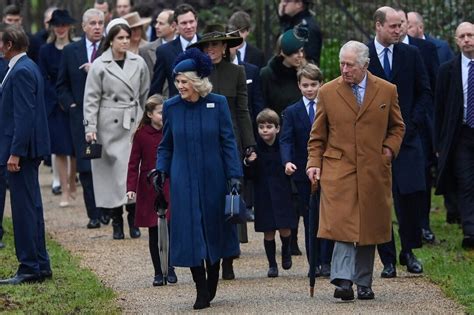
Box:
[383,47,391,79]
[91,42,97,62]
[467,60,474,128]
[352,84,362,106]
[308,100,315,124]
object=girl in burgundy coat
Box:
[126,94,177,286]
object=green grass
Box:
[0,218,120,314]
[403,193,474,313]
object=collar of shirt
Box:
[374,38,394,58]
[7,52,27,69]
[461,52,473,69]
[180,34,198,51]
[401,35,409,44]
[231,55,239,65]
[303,96,317,114]
[353,72,368,103]
[238,41,247,61]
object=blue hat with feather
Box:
[173,48,213,78]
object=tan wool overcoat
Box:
[307,72,405,245]
[84,49,150,208]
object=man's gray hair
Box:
[339,40,370,66]
[82,8,104,24]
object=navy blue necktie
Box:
[308,101,315,124]
[467,60,474,128]
[383,47,391,79]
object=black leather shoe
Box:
[381,263,397,278]
[291,243,302,256]
[86,219,100,229]
[99,214,111,225]
[167,267,178,284]
[267,266,278,278]
[422,228,436,244]
[0,273,44,285]
[320,264,331,277]
[462,236,474,249]
[0,241,5,249]
[40,270,53,280]
[446,213,461,224]
[129,227,141,239]
[357,285,375,300]
[333,279,354,301]
[153,274,164,286]
[52,186,62,195]
[399,252,423,274]
[112,223,125,240]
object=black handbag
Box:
[224,187,247,224]
[82,141,102,160]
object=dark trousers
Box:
[0,167,6,241]
[377,189,424,265]
[454,126,474,237]
[444,190,460,222]
[78,171,100,220]
[420,166,433,230]
[5,160,50,274]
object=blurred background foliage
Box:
[1,0,473,80]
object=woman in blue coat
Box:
[38,10,76,207]
[156,48,243,310]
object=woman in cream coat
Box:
[84,18,150,239]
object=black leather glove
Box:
[147,169,166,193]
[244,146,256,165]
[229,178,242,194]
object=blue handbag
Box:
[224,187,247,224]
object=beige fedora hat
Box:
[123,11,151,28]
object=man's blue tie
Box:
[467,60,474,128]
[383,47,391,79]
[308,100,315,124]
[352,85,362,106]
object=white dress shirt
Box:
[353,73,368,104]
[238,41,247,63]
[374,38,394,71]
[461,53,474,121]
[179,35,198,52]
[85,37,99,63]
[1,52,26,86]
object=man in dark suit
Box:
[0,23,7,250]
[278,0,322,65]
[56,8,105,229]
[149,4,199,97]
[0,25,51,285]
[407,11,454,64]
[368,6,432,278]
[397,8,440,244]
[435,22,474,250]
[228,11,266,69]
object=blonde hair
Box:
[175,71,213,97]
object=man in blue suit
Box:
[0,25,51,285]
[0,23,8,250]
[56,8,105,229]
[149,4,199,97]
[407,11,454,64]
[368,6,432,278]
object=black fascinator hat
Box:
[173,48,213,78]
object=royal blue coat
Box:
[157,93,243,267]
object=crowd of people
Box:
[0,0,472,311]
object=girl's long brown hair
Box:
[136,94,165,132]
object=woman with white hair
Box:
[83,18,150,240]
[155,48,242,310]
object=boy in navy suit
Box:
[280,63,334,277]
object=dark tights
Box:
[148,226,162,276]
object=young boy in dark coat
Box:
[280,64,334,277]
[244,108,297,277]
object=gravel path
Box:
[4,166,465,313]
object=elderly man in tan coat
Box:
[306,41,405,301]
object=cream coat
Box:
[307,72,405,245]
[84,49,150,208]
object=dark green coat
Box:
[260,56,301,116]
[209,61,255,152]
